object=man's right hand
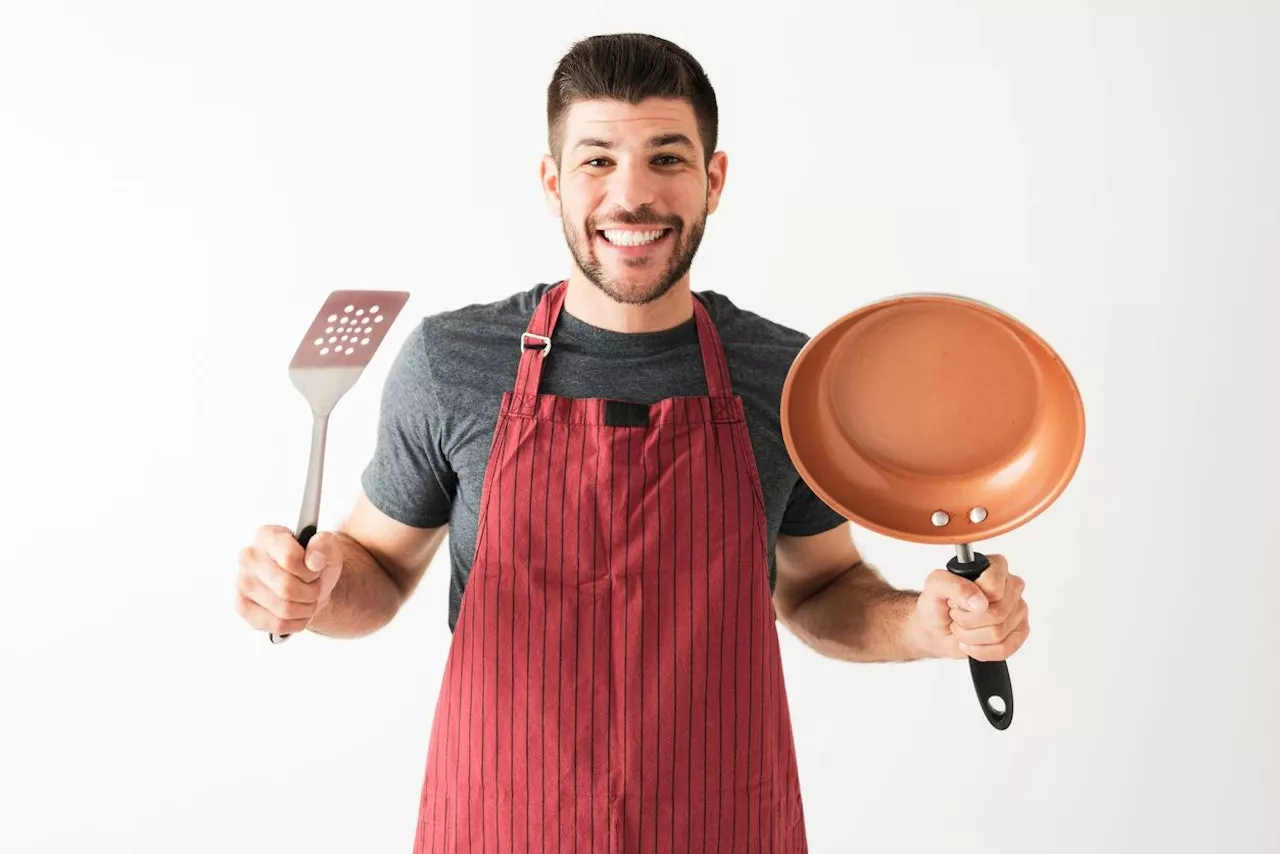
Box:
[234,525,344,637]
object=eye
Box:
[654,154,684,166]
[584,157,612,168]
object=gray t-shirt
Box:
[361,282,847,631]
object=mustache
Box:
[589,208,681,230]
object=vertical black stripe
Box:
[623,427,631,848]
[542,416,553,854]
[702,404,712,854]
[663,409,671,848]
[728,422,743,850]
[558,410,569,854]
[639,423,646,854]
[716,419,727,854]
[728,421,757,853]
[589,416,599,850]
[573,421,584,854]
[519,419,536,852]
[684,399,692,854]
[503,418,522,854]
[606,413,613,841]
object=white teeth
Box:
[602,228,665,246]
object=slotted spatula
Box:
[268,289,411,644]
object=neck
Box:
[562,271,694,333]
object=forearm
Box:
[306,533,405,639]
[779,563,933,663]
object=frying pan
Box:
[780,292,1085,730]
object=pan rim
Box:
[780,292,1086,546]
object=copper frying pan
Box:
[780,292,1085,730]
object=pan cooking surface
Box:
[781,294,1085,545]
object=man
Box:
[234,33,1030,852]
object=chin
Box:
[595,273,679,306]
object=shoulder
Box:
[408,282,553,367]
[417,282,553,346]
[695,289,812,392]
[390,283,552,401]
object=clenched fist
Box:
[911,554,1030,662]
[234,525,343,637]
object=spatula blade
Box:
[289,289,411,370]
[287,290,411,415]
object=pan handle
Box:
[946,550,1014,731]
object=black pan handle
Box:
[268,525,318,645]
[946,550,1013,730]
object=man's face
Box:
[542,97,727,305]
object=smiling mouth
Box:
[597,227,671,247]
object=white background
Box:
[3,2,1278,852]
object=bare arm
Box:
[772,524,935,663]
[302,490,448,638]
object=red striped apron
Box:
[414,280,807,853]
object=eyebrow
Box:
[573,133,697,152]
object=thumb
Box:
[923,568,988,613]
[305,532,342,573]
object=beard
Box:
[562,202,707,305]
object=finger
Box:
[254,525,320,582]
[234,593,313,636]
[239,546,322,605]
[238,569,322,618]
[973,554,1009,603]
[949,577,1024,628]
[950,598,1028,646]
[922,568,989,613]
[961,622,1030,661]
[304,531,343,575]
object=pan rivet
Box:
[930,510,949,527]
[969,506,988,523]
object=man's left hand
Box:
[910,554,1030,661]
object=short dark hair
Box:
[546,33,719,167]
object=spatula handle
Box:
[946,549,1014,730]
[269,415,328,645]
[267,527,319,645]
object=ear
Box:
[705,150,728,215]
[540,154,562,217]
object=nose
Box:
[607,157,659,212]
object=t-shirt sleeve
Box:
[779,473,847,537]
[360,320,456,528]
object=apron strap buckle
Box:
[521,332,551,357]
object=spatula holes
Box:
[361,337,370,346]
[344,347,354,355]
[370,304,380,313]
[355,308,365,316]
[374,315,384,323]
[344,304,354,313]
[325,326,334,334]
[313,337,324,346]
[320,347,330,356]
[327,314,337,323]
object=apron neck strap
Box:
[514,280,733,398]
